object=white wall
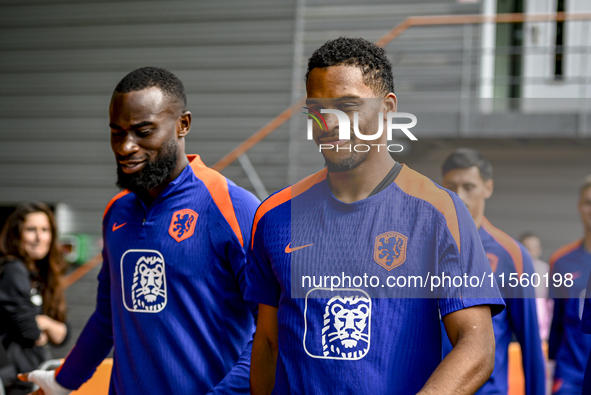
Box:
[521,0,591,112]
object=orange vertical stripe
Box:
[481,217,524,276]
[103,190,130,219]
[251,168,328,248]
[394,165,461,253]
[188,155,244,247]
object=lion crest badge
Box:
[322,295,371,359]
[169,209,198,242]
[121,249,167,313]
[303,288,372,361]
[374,231,408,271]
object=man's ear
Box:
[484,178,494,199]
[382,93,397,115]
[178,111,192,138]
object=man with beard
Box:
[19,67,260,394]
[246,37,505,394]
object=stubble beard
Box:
[322,113,378,173]
[324,147,369,173]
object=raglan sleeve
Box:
[54,212,115,390]
[207,184,259,395]
[244,204,282,309]
[437,192,505,318]
[209,184,261,315]
[505,246,545,395]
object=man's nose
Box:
[116,133,139,156]
[323,113,340,133]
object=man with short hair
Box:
[20,67,259,394]
[440,148,545,395]
[247,37,505,394]
[549,175,591,394]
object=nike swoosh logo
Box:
[285,243,314,253]
[112,222,127,232]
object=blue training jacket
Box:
[56,155,260,394]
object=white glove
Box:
[18,370,72,395]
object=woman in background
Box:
[0,203,68,394]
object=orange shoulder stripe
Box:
[103,190,130,219]
[481,217,524,276]
[549,239,582,268]
[394,165,461,253]
[251,168,327,248]
[188,154,244,247]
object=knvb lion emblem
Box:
[131,255,166,312]
[120,249,167,313]
[302,288,372,361]
[374,231,407,271]
[322,295,371,359]
[168,209,198,242]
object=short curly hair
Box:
[305,37,394,95]
[114,66,186,112]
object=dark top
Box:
[0,259,42,347]
[0,258,53,374]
